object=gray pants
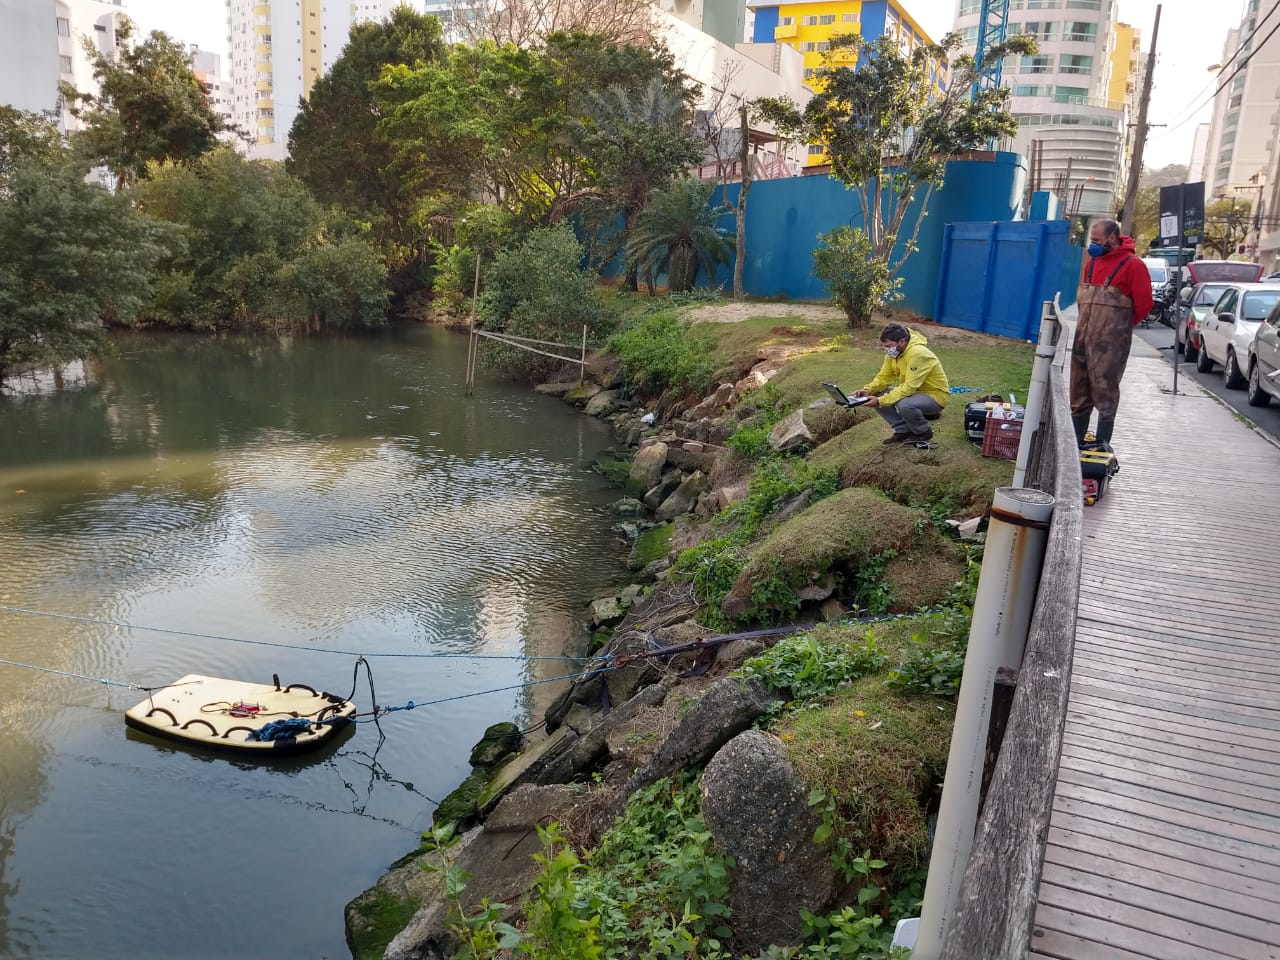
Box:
[877,393,943,434]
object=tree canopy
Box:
[61,18,227,186]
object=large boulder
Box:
[655,470,710,522]
[700,730,837,952]
[688,382,735,420]
[768,409,815,454]
[642,472,683,512]
[585,389,624,417]
[630,442,668,491]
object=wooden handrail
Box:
[939,328,1084,959]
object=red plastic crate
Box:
[981,413,1023,459]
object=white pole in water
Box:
[911,487,1055,960]
[1013,303,1059,487]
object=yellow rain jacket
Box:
[861,328,950,408]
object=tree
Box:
[0,158,172,383]
[287,7,445,279]
[1201,198,1253,259]
[451,0,656,47]
[1132,183,1159,251]
[812,226,897,327]
[758,32,1034,326]
[625,177,731,294]
[0,107,64,186]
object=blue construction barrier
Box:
[934,220,1071,340]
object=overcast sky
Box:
[121,0,1240,170]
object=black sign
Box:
[1182,181,1205,247]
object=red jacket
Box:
[1080,235,1153,325]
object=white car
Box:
[1247,299,1280,407]
[1195,283,1280,389]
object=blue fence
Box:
[933,220,1071,340]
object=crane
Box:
[970,0,1012,100]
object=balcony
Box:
[774,22,797,39]
[255,79,273,91]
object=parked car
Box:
[1141,258,1171,324]
[1174,282,1232,362]
[1183,260,1265,284]
[1246,299,1280,406]
[1196,283,1280,388]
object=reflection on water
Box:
[0,327,627,959]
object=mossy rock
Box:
[721,488,919,620]
[345,882,425,960]
[592,449,633,488]
[629,522,674,570]
[432,767,494,829]
[777,675,955,877]
[802,402,874,443]
[808,417,1012,518]
[469,721,523,768]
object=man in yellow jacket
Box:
[852,323,950,444]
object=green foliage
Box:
[133,148,387,330]
[741,630,887,701]
[579,775,733,957]
[812,227,900,329]
[477,222,614,379]
[625,177,732,293]
[851,550,897,615]
[520,824,603,959]
[671,535,746,629]
[287,7,445,277]
[0,156,174,382]
[721,458,841,540]
[886,546,980,697]
[725,384,790,459]
[61,19,226,186]
[0,107,64,184]
[421,823,523,960]
[607,311,715,396]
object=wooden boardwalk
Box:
[1030,342,1280,960]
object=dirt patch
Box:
[686,302,848,325]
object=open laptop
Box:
[821,382,873,407]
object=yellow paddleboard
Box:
[125,673,357,756]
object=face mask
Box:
[885,345,901,359]
[1087,241,1106,258]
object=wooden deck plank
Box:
[1032,348,1280,960]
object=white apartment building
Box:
[952,0,1128,217]
[191,47,236,138]
[0,0,128,130]
[1200,0,1280,201]
[1189,122,1211,182]
[225,0,410,160]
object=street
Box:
[1133,321,1280,443]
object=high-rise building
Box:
[190,47,236,141]
[1190,122,1211,182]
[952,0,1133,218]
[225,0,409,160]
[1200,0,1280,201]
[0,0,128,130]
[747,0,945,166]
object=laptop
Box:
[821,382,872,407]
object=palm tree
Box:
[625,177,731,294]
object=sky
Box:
[120,0,1239,170]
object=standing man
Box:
[1072,219,1152,449]
[852,322,950,444]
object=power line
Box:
[1151,0,1280,140]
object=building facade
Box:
[747,0,942,166]
[190,47,236,142]
[1199,0,1280,202]
[225,0,408,160]
[952,0,1134,218]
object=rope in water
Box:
[0,604,594,662]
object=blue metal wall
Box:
[933,220,1070,340]
[750,6,779,42]
[710,151,1028,317]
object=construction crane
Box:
[970,0,1012,100]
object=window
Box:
[817,40,830,51]
[1014,84,1052,96]
[1025,0,1059,8]
[802,15,818,25]
[1231,74,1246,91]
[800,41,816,51]
[1064,21,1097,41]
[961,25,979,43]
[1066,0,1100,7]
[1053,85,1088,102]
[59,55,73,73]
[819,14,836,24]
[959,0,981,14]
[807,144,826,155]
[779,16,794,25]
[56,16,71,36]
[842,13,858,22]
[1059,54,1093,74]
[1218,148,1233,163]
[1226,111,1239,128]
[1020,21,1058,40]
[1214,289,1238,316]
[1020,54,1054,74]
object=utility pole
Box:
[1119,3,1160,235]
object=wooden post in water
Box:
[465,252,481,396]
[579,325,587,385]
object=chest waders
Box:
[1071,255,1134,447]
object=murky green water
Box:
[0,327,627,959]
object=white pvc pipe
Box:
[1013,304,1060,488]
[912,486,1056,960]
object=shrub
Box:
[811,226,900,329]
[607,311,715,397]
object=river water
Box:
[0,327,628,959]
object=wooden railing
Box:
[939,317,1084,959]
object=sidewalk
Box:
[1029,339,1280,959]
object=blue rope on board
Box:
[247,717,315,741]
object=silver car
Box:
[1247,299,1280,406]
[1196,283,1280,389]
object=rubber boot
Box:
[1094,417,1115,451]
[1072,413,1091,448]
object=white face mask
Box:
[884,344,901,359]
